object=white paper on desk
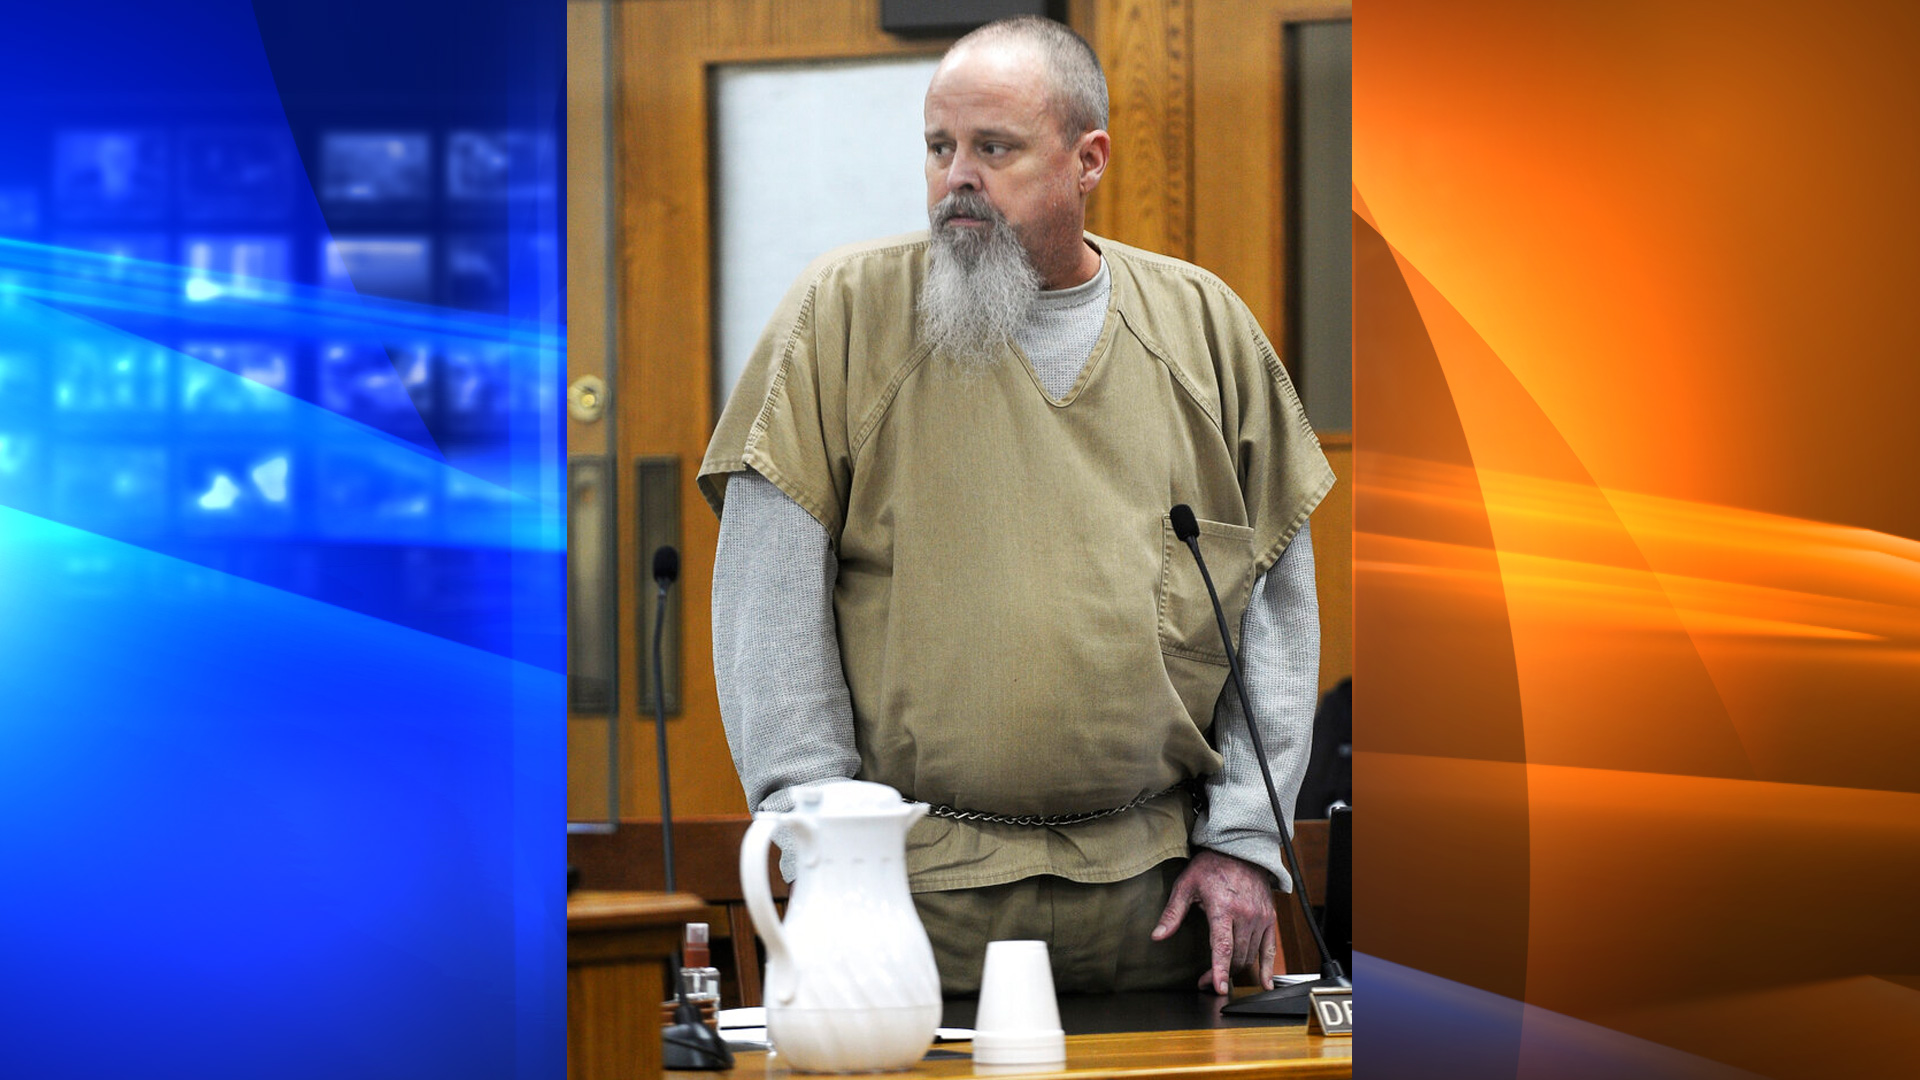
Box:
[1274,974,1321,986]
[720,1030,972,1046]
[716,1010,973,1044]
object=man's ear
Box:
[1076,129,1111,194]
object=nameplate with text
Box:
[1307,987,1353,1036]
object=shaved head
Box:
[945,16,1107,143]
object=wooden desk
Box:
[722,992,1350,1079]
[567,890,707,1080]
[716,1025,1351,1079]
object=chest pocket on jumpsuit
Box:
[1156,512,1258,666]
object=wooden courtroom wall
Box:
[571,0,1352,825]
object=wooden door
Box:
[575,1,952,821]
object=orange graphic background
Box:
[1354,1,1920,1076]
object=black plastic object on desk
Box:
[942,990,1305,1035]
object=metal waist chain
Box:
[922,783,1186,827]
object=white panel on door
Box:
[712,56,942,409]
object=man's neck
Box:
[1038,237,1102,291]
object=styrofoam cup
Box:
[972,940,1065,1065]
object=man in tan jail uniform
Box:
[699,16,1333,995]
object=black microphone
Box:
[1169,504,1351,1017]
[649,544,734,1070]
[1170,504,1201,543]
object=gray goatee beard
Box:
[920,192,1040,370]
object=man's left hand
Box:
[1150,849,1280,995]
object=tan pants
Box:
[911,859,1210,995]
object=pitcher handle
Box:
[741,814,797,1005]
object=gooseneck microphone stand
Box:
[650,546,734,1071]
[1169,506,1350,1017]
[651,546,680,897]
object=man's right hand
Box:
[1150,848,1282,995]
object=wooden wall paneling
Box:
[1192,0,1350,364]
[1074,0,1192,258]
[569,816,787,899]
[700,0,947,50]
[1191,0,1283,342]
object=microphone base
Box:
[1219,974,1352,1018]
[663,999,735,1071]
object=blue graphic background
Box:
[0,3,563,1077]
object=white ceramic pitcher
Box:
[740,780,942,1072]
